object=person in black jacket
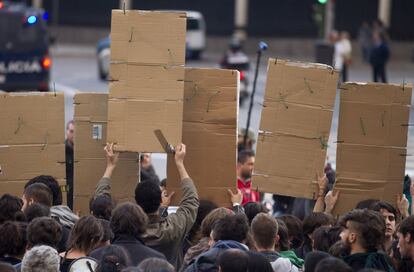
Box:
[370,30,390,83]
[89,202,166,266]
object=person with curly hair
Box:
[0,221,27,265]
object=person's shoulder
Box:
[139,243,167,260]
[271,257,298,272]
[88,246,104,260]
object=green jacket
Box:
[279,250,305,269]
[95,176,199,270]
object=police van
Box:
[0,1,51,91]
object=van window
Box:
[187,18,200,31]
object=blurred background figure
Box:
[140,153,160,185]
[358,21,372,63]
[370,30,390,83]
[237,128,256,152]
[334,31,352,82]
[220,37,250,106]
[65,120,75,210]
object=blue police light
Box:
[27,15,37,24]
[43,12,49,20]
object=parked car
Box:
[96,10,206,80]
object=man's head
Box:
[339,209,385,254]
[27,217,62,249]
[315,257,352,272]
[312,225,343,252]
[110,202,148,239]
[24,203,50,222]
[278,215,304,249]
[243,202,268,225]
[275,219,290,251]
[211,214,249,244]
[237,150,255,180]
[397,216,414,259]
[304,251,331,272]
[99,219,114,247]
[0,221,27,259]
[251,213,278,251]
[140,153,152,170]
[303,212,334,238]
[201,207,234,238]
[89,195,115,221]
[96,245,129,272]
[21,245,60,272]
[66,120,75,146]
[0,194,25,224]
[134,181,161,214]
[138,258,174,272]
[25,175,62,206]
[22,183,53,211]
[371,201,397,239]
[218,249,249,272]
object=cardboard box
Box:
[0,92,66,198]
[167,68,239,207]
[73,93,139,215]
[107,10,186,153]
[333,83,412,215]
[254,59,339,199]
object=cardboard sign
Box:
[107,10,186,152]
[254,59,339,199]
[0,92,65,198]
[167,68,239,207]
[333,83,412,215]
[73,93,139,215]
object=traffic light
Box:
[318,0,328,4]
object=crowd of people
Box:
[1,122,414,272]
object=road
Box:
[51,44,414,179]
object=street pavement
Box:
[50,43,414,180]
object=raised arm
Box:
[313,174,328,213]
[167,143,199,239]
[94,143,120,197]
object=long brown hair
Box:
[67,215,104,254]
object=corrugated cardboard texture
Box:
[107,10,186,152]
[0,92,66,198]
[254,59,339,199]
[333,83,412,215]
[166,68,239,207]
[74,93,139,216]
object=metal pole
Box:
[324,0,335,41]
[244,42,267,147]
[234,0,249,40]
[378,0,392,28]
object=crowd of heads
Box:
[1,124,414,272]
